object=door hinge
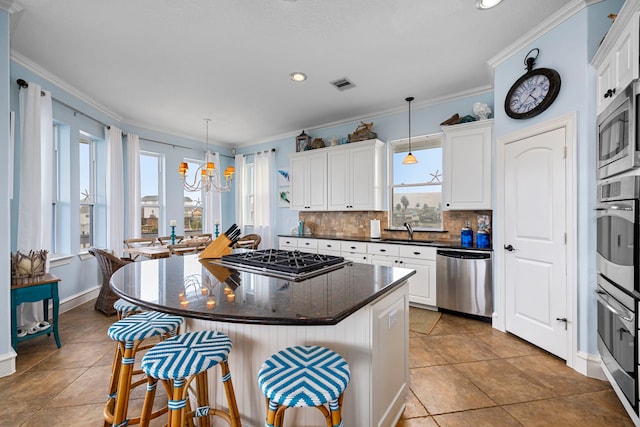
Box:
[564,146,567,159]
[564,232,567,244]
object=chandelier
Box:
[179,119,235,193]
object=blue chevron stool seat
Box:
[104,311,184,427]
[113,298,143,320]
[257,345,350,427]
[139,330,241,427]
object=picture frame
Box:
[278,187,291,207]
[277,168,290,186]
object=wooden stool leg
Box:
[103,341,123,426]
[112,340,139,426]
[329,397,343,427]
[194,371,211,427]
[168,378,188,427]
[265,399,278,427]
[219,360,241,427]
[139,377,158,427]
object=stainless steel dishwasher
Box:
[436,249,493,318]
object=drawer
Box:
[297,238,318,250]
[318,239,342,252]
[341,241,367,254]
[367,243,400,257]
[398,245,436,260]
[279,237,298,249]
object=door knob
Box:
[504,244,515,251]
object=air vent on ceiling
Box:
[330,77,355,91]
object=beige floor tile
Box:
[20,402,107,427]
[410,365,496,415]
[434,406,523,427]
[0,367,86,406]
[473,329,544,358]
[505,354,611,396]
[416,334,499,364]
[453,359,555,405]
[47,364,112,408]
[409,336,448,368]
[402,389,429,418]
[396,416,439,427]
[429,313,492,336]
[29,341,115,371]
[503,390,634,427]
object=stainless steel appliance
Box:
[595,175,640,412]
[596,175,640,292]
[218,249,350,281]
[436,249,492,318]
[597,80,640,179]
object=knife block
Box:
[199,234,233,259]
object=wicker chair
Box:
[89,248,133,316]
[233,234,261,250]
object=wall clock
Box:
[504,48,561,120]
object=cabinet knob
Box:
[604,88,616,98]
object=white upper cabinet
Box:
[442,119,493,210]
[593,8,639,115]
[290,139,385,212]
[327,139,385,211]
[290,150,327,211]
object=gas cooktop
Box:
[218,249,349,280]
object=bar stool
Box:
[139,330,241,427]
[257,345,350,427]
[113,298,143,320]
[105,311,184,427]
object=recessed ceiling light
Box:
[289,72,307,82]
[476,0,503,9]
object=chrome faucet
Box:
[403,222,414,241]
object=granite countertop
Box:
[278,233,493,251]
[110,254,415,326]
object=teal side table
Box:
[11,273,62,350]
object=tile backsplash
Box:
[298,210,492,244]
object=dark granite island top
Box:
[110,253,415,427]
[110,254,415,325]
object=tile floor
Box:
[0,301,634,426]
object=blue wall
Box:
[493,0,624,355]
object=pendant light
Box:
[402,96,418,165]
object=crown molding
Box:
[234,84,494,148]
[10,49,123,122]
[488,0,590,69]
[0,0,20,13]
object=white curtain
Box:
[204,151,222,234]
[105,126,125,253]
[234,154,246,232]
[125,133,141,239]
[253,150,276,249]
[17,82,53,330]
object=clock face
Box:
[504,68,561,119]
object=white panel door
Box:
[504,127,567,359]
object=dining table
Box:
[123,237,212,259]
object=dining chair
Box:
[233,233,261,250]
[167,239,209,256]
[157,235,185,245]
[123,237,156,261]
[88,248,133,316]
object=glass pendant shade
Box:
[402,152,418,164]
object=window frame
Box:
[388,133,444,231]
[243,162,255,226]
[182,157,205,236]
[139,151,164,239]
[79,134,97,250]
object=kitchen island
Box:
[110,254,414,427]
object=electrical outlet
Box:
[388,309,398,329]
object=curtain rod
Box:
[242,148,277,156]
[17,79,111,129]
[134,134,235,159]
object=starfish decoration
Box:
[194,197,202,207]
[81,189,90,202]
[429,169,442,183]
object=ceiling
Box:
[9,0,574,146]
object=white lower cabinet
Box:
[341,241,368,263]
[280,237,437,306]
[397,246,436,307]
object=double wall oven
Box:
[596,175,640,411]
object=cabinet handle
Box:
[327,244,332,248]
[380,249,386,252]
[413,251,421,255]
[350,246,356,249]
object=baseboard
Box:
[48,285,100,316]
[0,348,17,378]
[574,350,607,381]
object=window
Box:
[244,162,255,225]
[183,159,203,236]
[140,152,162,238]
[79,136,96,249]
[389,134,443,230]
